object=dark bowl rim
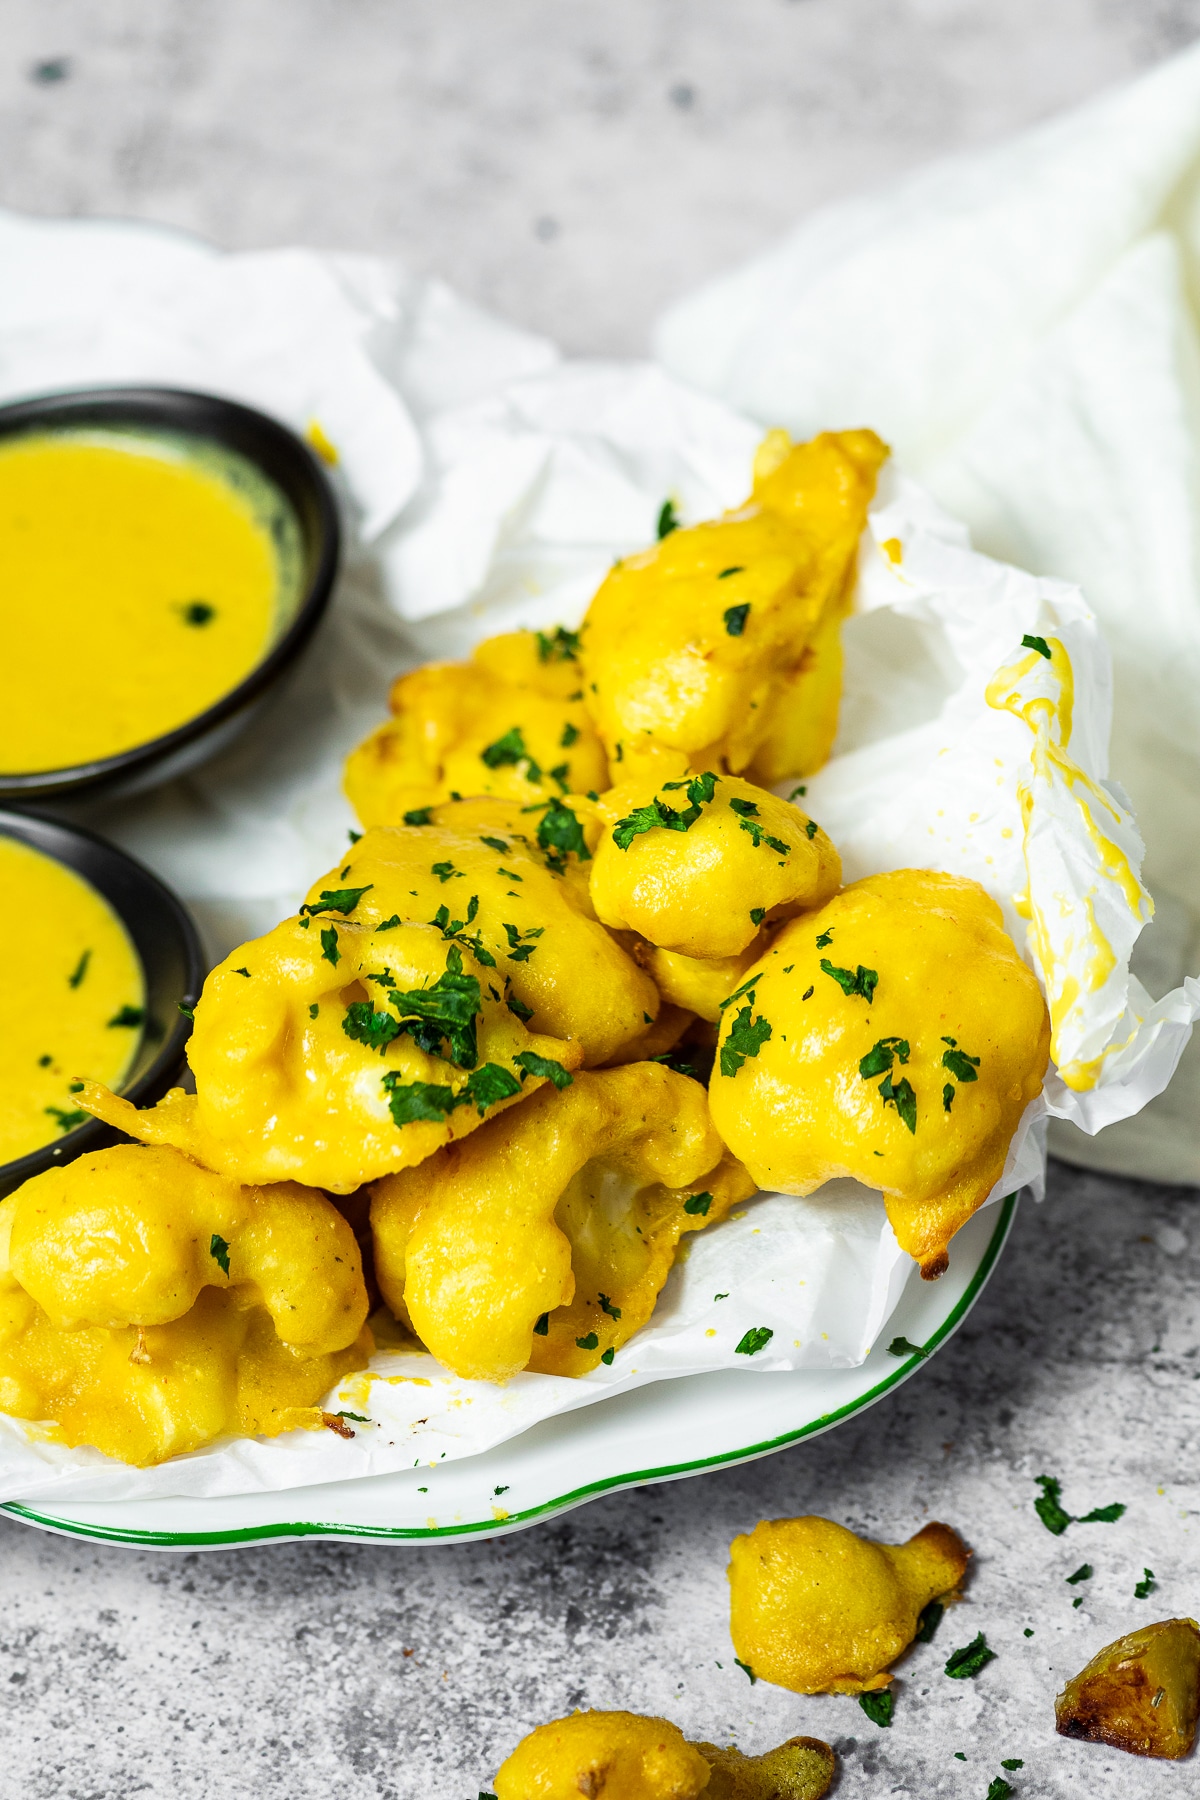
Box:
[0,805,206,1191]
[0,384,341,797]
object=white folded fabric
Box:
[655,44,1200,1186]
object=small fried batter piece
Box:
[1055,1619,1200,1760]
[591,772,839,960]
[0,1145,371,1465]
[344,627,608,828]
[83,914,577,1193]
[494,1711,835,1800]
[370,1063,746,1382]
[728,1515,970,1695]
[581,430,886,781]
[709,870,1050,1277]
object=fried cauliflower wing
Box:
[580,430,886,781]
[1055,1619,1200,1759]
[83,908,578,1193]
[0,1144,371,1465]
[344,627,608,828]
[728,1515,970,1695]
[590,770,839,960]
[709,869,1050,1277]
[494,1711,835,1800]
[370,1062,749,1382]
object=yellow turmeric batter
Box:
[0,836,144,1163]
[0,429,298,772]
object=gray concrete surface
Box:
[2,4,1200,1796]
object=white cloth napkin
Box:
[655,44,1200,1186]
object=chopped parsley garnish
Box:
[403,808,434,826]
[1066,1564,1092,1585]
[37,1054,52,1067]
[657,498,680,538]
[512,1050,573,1089]
[480,836,508,853]
[376,914,403,931]
[343,1003,404,1053]
[735,1326,774,1356]
[481,726,539,779]
[717,566,744,580]
[1079,1501,1127,1523]
[576,1332,599,1351]
[336,1411,370,1425]
[683,1192,713,1217]
[373,947,483,1068]
[728,797,758,817]
[942,1037,981,1082]
[718,973,764,1012]
[887,1336,927,1359]
[536,625,583,663]
[720,1005,772,1076]
[209,1233,231,1275]
[301,884,374,917]
[107,1005,144,1029]
[498,869,524,884]
[815,929,833,947]
[599,1294,622,1319]
[533,1313,550,1335]
[1000,1759,1024,1771]
[537,797,590,868]
[723,602,750,637]
[749,907,766,926]
[348,830,362,844]
[1022,633,1051,659]
[915,1600,943,1642]
[320,926,340,967]
[943,1083,955,1112]
[734,1658,756,1684]
[801,985,814,1000]
[820,959,878,1002]
[788,784,807,800]
[858,1690,893,1728]
[548,762,571,793]
[309,1003,319,1019]
[650,1047,705,1082]
[506,992,534,1022]
[431,861,460,883]
[1135,1568,1156,1599]
[805,819,818,839]
[233,967,251,979]
[601,1347,615,1365]
[461,1062,522,1113]
[182,600,216,626]
[944,1632,995,1680]
[178,1001,195,1020]
[560,721,579,748]
[503,922,544,962]
[1034,1474,1126,1534]
[880,1072,917,1134]
[381,1076,460,1126]
[67,949,91,989]
[612,773,719,849]
[859,1037,910,1079]
[737,816,790,854]
[986,1782,1013,1800]
[44,1106,87,1133]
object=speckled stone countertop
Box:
[2,5,1199,1796]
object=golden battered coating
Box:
[494,1712,836,1800]
[1056,1620,1200,1760]
[708,870,1050,1277]
[344,627,608,828]
[83,909,578,1193]
[0,1144,371,1465]
[370,1062,746,1383]
[641,945,764,1025]
[590,770,839,960]
[728,1515,970,1695]
[580,430,885,781]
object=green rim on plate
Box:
[0,1193,1016,1550]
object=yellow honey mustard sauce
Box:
[0,427,302,773]
[0,836,144,1163]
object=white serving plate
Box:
[0,1194,1015,1552]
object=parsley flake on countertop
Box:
[734,1658,756,1683]
[820,958,878,1002]
[107,1005,144,1029]
[301,884,374,918]
[724,602,750,637]
[1066,1564,1092,1585]
[657,498,680,539]
[1034,1473,1126,1534]
[320,926,340,967]
[858,1689,893,1728]
[888,1336,927,1360]
[986,1781,1013,1800]
[944,1632,995,1679]
[720,1005,772,1077]
[735,1326,774,1357]
[536,625,582,663]
[67,949,91,989]
[1000,1760,1024,1771]
[1135,1568,1156,1599]
[915,1599,943,1642]
[209,1234,230,1276]
[513,1050,572,1089]
[1022,633,1052,659]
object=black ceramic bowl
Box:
[0,808,206,1200]
[0,386,340,803]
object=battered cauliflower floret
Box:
[370,1063,751,1383]
[640,946,763,1025]
[708,870,1050,1277]
[590,769,839,960]
[83,909,578,1193]
[344,626,608,828]
[580,430,886,781]
[728,1516,970,1695]
[494,1711,836,1800]
[0,1145,372,1465]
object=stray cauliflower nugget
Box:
[370,1063,746,1382]
[344,626,607,828]
[581,430,885,780]
[591,769,839,959]
[728,1516,970,1695]
[84,911,578,1193]
[0,1145,371,1465]
[709,870,1050,1277]
[1056,1619,1200,1760]
[494,1712,836,1800]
